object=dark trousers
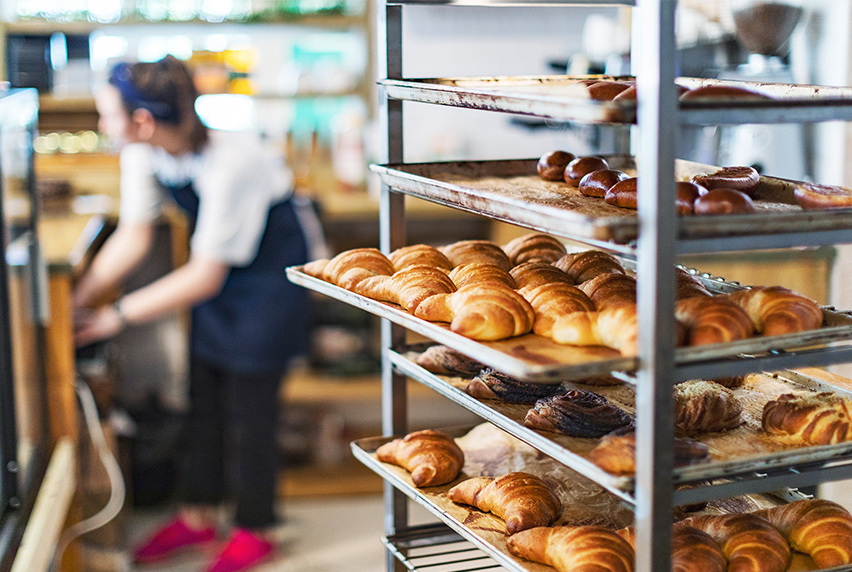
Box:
[179,357,283,529]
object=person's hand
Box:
[74,304,125,347]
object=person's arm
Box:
[72,222,155,309]
[74,254,229,347]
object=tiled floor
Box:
[120,494,394,572]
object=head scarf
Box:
[108,60,181,124]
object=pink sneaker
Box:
[205,529,275,572]
[132,517,216,564]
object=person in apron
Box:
[74,55,311,572]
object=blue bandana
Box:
[109,61,181,124]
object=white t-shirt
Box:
[118,130,294,267]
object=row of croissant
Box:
[377,428,852,572]
[302,233,824,355]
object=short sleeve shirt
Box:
[118,130,294,267]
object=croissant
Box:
[518,282,596,338]
[510,261,573,290]
[676,268,713,300]
[751,499,852,568]
[589,428,710,476]
[503,233,567,265]
[375,429,464,488]
[524,390,633,437]
[680,514,791,572]
[617,525,725,572]
[413,283,535,341]
[674,380,743,434]
[388,244,453,271]
[356,264,457,313]
[762,391,852,445]
[724,285,823,336]
[554,250,625,284]
[465,368,564,403]
[674,296,754,346]
[507,525,634,572]
[550,305,639,356]
[448,263,517,290]
[578,272,637,311]
[448,472,562,534]
[439,240,512,271]
[310,248,395,292]
[415,345,484,377]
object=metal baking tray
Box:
[286,266,852,383]
[370,158,852,247]
[380,75,852,125]
[352,426,818,571]
[390,347,852,505]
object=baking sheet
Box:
[353,424,820,572]
[286,266,852,383]
[392,347,852,500]
[370,158,852,245]
[381,75,852,125]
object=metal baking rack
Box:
[370,158,852,252]
[315,0,852,570]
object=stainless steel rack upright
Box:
[364,1,852,570]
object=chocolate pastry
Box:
[524,390,633,438]
[415,345,484,377]
[466,368,564,403]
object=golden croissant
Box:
[762,391,852,445]
[439,239,512,270]
[502,232,567,265]
[510,261,573,290]
[388,244,453,272]
[554,250,625,284]
[448,262,516,289]
[725,285,822,336]
[751,499,852,568]
[414,283,535,341]
[680,513,790,572]
[518,282,595,338]
[375,429,464,488]
[448,472,561,534]
[356,264,456,313]
[549,305,639,356]
[675,296,754,346]
[508,525,634,572]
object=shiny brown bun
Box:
[691,166,760,196]
[578,169,629,198]
[676,181,707,215]
[693,188,755,215]
[604,177,638,209]
[588,80,633,101]
[794,181,852,210]
[537,150,576,181]
[613,83,690,102]
[680,84,773,101]
[564,156,610,186]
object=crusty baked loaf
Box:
[448,472,562,534]
[762,391,852,445]
[508,525,634,572]
[674,380,743,434]
[752,499,852,569]
[503,232,567,265]
[376,429,464,488]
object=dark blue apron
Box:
[167,182,309,374]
